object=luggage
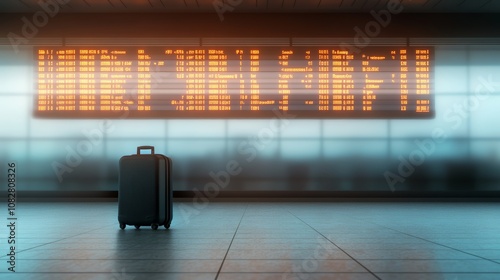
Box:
[118,146,173,230]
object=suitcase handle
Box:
[137,146,155,155]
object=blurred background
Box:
[1,44,499,193]
[0,1,499,195]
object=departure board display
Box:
[35,46,433,118]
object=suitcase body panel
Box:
[118,148,172,229]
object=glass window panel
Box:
[108,120,166,138]
[30,119,104,138]
[390,95,469,138]
[0,95,30,138]
[29,139,105,163]
[434,65,468,95]
[323,139,388,158]
[470,96,500,138]
[390,139,469,161]
[280,140,320,159]
[167,120,226,138]
[0,45,32,97]
[0,139,29,191]
[280,120,321,139]
[468,61,500,139]
[470,140,500,162]
[0,140,28,163]
[26,139,106,192]
[227,120,277,137]
[167,139,226,159]
[0,65,33,94]
[470,141,500,190]
[226,137,279,161]
[469,66,500,99]
[323,120,388,138]
[166,139,229,187]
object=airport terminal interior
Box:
[1,0,500,279]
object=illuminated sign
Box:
[35,46,433,118]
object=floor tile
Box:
[226,249,351,260]
[218,272,379,280]
[344,249,480,260]
[376,273,500,280]
[15,249,227,260]
[0,272,217,280]
[221,260,368,273]
[360,260,500,273]
[15,259,222,273]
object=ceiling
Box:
[0,0,500,13]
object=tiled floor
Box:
[0,201,500,279]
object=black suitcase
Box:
[118,146,173,230]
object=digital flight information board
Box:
[35,46,433,118]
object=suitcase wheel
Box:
[151,224,159,230]
[135,225,140,229]
[164,224,170,229]
[119,223,126,230]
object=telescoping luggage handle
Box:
[137,146,155,155]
